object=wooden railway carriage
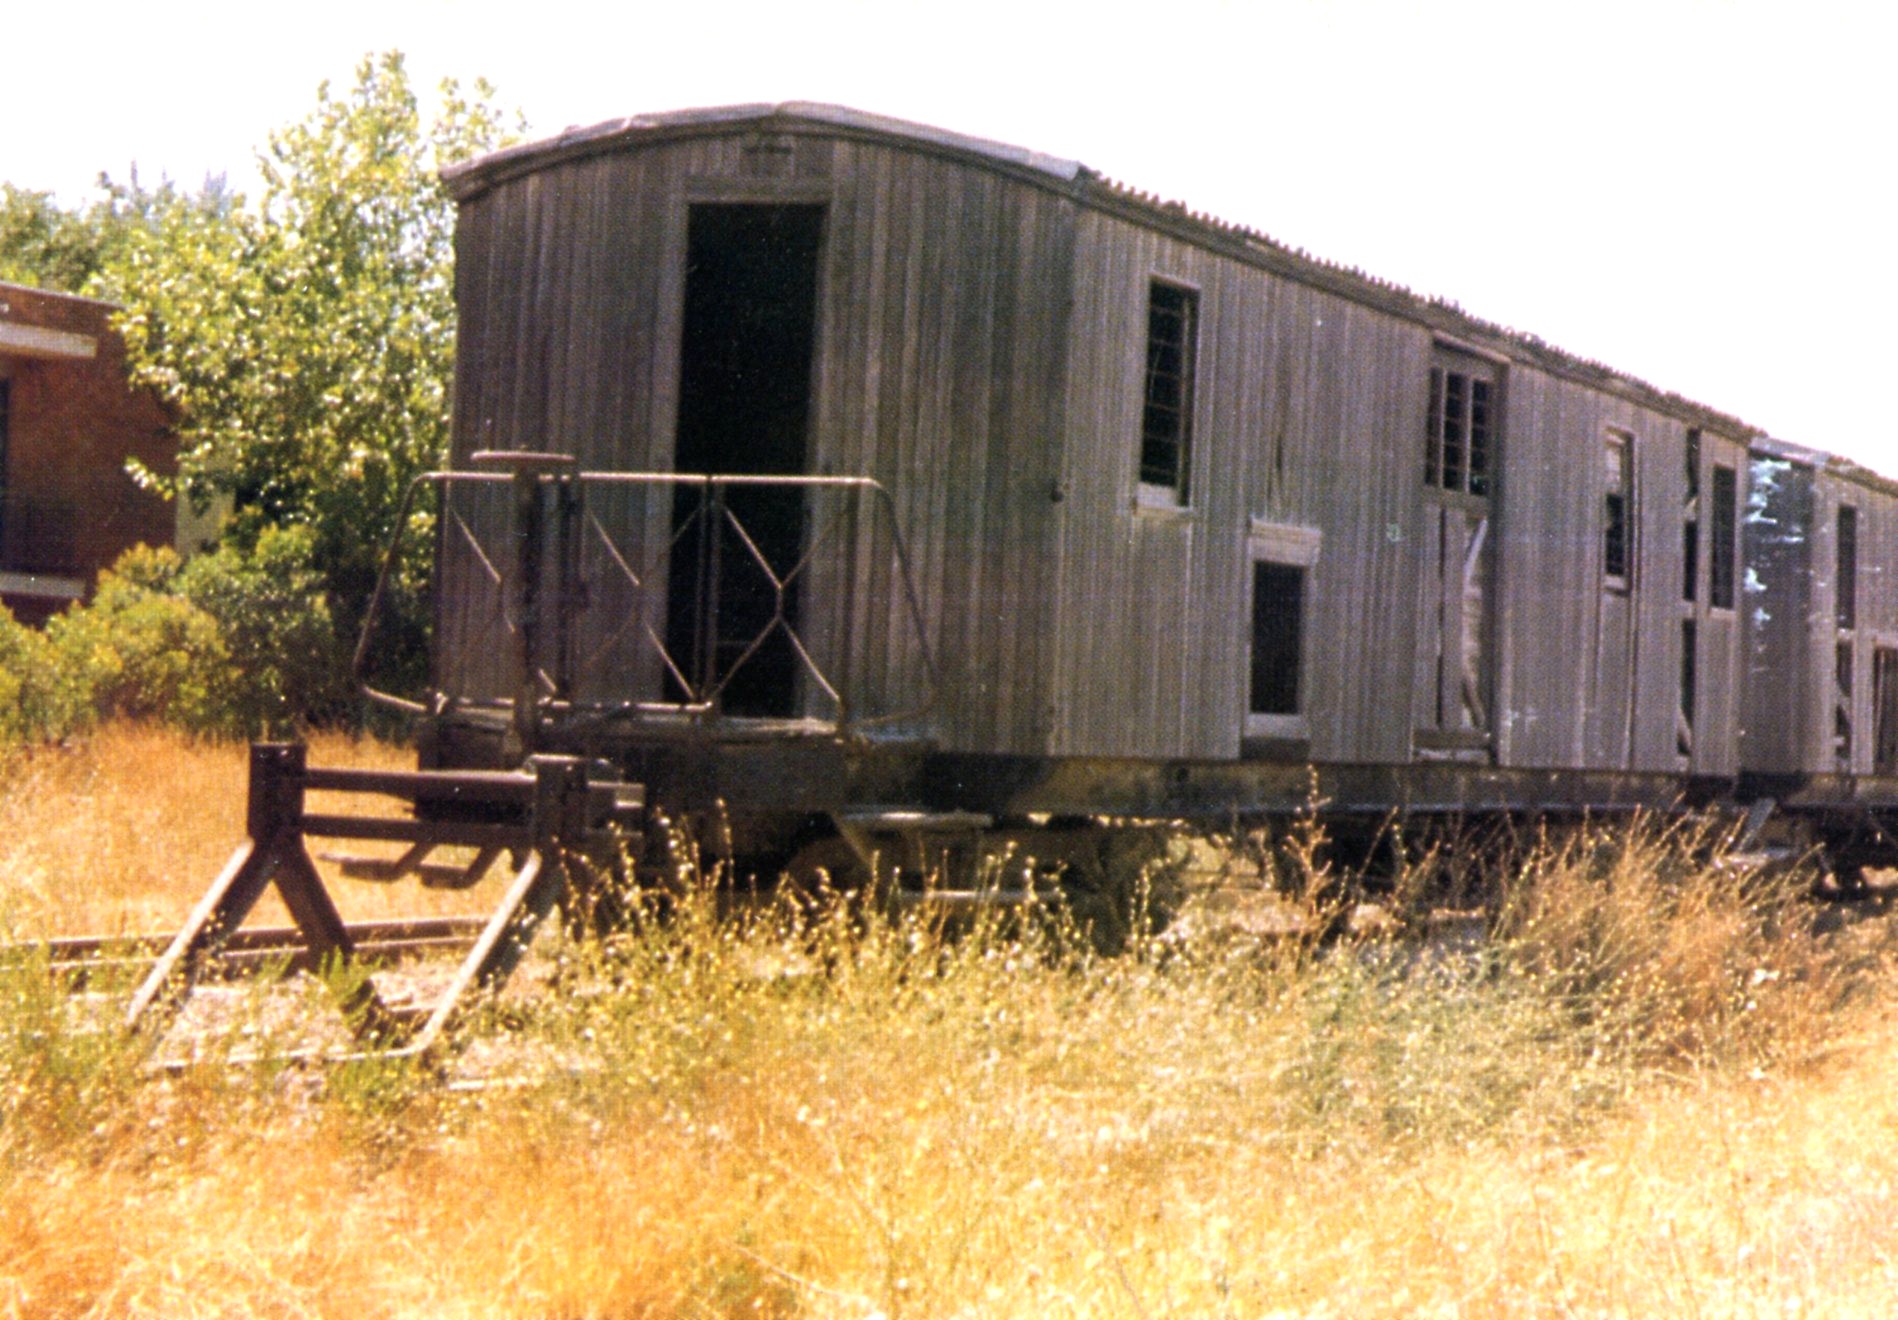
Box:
[128,105,1898,1049]
[1744,442,1898,787]
[416,103,1834,861]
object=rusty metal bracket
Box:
[125,742,643,1060]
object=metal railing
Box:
[358,454,939,748]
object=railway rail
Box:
[10,916,488,986]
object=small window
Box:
[1250,562,1304,718]
[1604,431,1633,587]
[1139,281,1197,502]
[1245,520,1320,741]
[1709,465,1737,610]
[1837,505,1858,631]
[1425,363,1493,497]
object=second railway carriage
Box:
[399,102,1882,866]
[1743,445,1898,788]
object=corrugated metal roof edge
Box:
[441,103,1843,458]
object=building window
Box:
[0,378,9,509]
[1604,431,1633,588]
[1250,562,1304,718]
[1837,504,1858,631]
[1709,464,1737,610]
[1425,364,1493,497]
[1139,280,1197,502]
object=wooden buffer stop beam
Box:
[125,742,645,1059]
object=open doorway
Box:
[666,203,824,717]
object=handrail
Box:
[355,464,939,744]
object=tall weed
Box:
[0,731,1888,1316]
[1491,814,1839,1067]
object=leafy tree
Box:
[0,175,231,295]
[0,184,106,292]
[96,52,518,687]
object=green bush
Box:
[0,604,78,744]
[175,525,354,733]
[44,552,233,734]
[0,533,365,750]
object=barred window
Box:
[1139,281,1197,501]
[1426,364,1493,497]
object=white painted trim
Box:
[0,571,85,600]
[1136,481,1190,513]
[0,322,96,361]
[1246,712,1308,740]
[1247,519,1321,565]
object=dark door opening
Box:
[666,204,824,718]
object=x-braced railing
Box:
[126,742,643,1059]
[355,454,939,753]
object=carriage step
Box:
[833,806,993,832]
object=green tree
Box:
[0,184,106,291]
[0,174,231,295]
[97,52,517,683]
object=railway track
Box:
[7,916,487,986]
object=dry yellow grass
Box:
[2,727,1895,1317]
[0,723,497,939]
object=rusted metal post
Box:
[128,743,395,1037]
[470,450,578,758]
[126,744,296,1028]
[511,464,546,758]
[552,468,583,704]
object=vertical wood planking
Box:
[442,113,1769,778]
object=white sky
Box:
[8,0,1896,469]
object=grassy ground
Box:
[2,726,1896,1317]
[0,723,502,939]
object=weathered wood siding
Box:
[1048,200,1749,774]
[441,110,1759,777]
[1493,379,1750,776]
[443,129,1074,753]
[1741,456,1816,773]
[1050,208,1422,763]
[1744,457,1898,776]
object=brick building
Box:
[0,282,176,623]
